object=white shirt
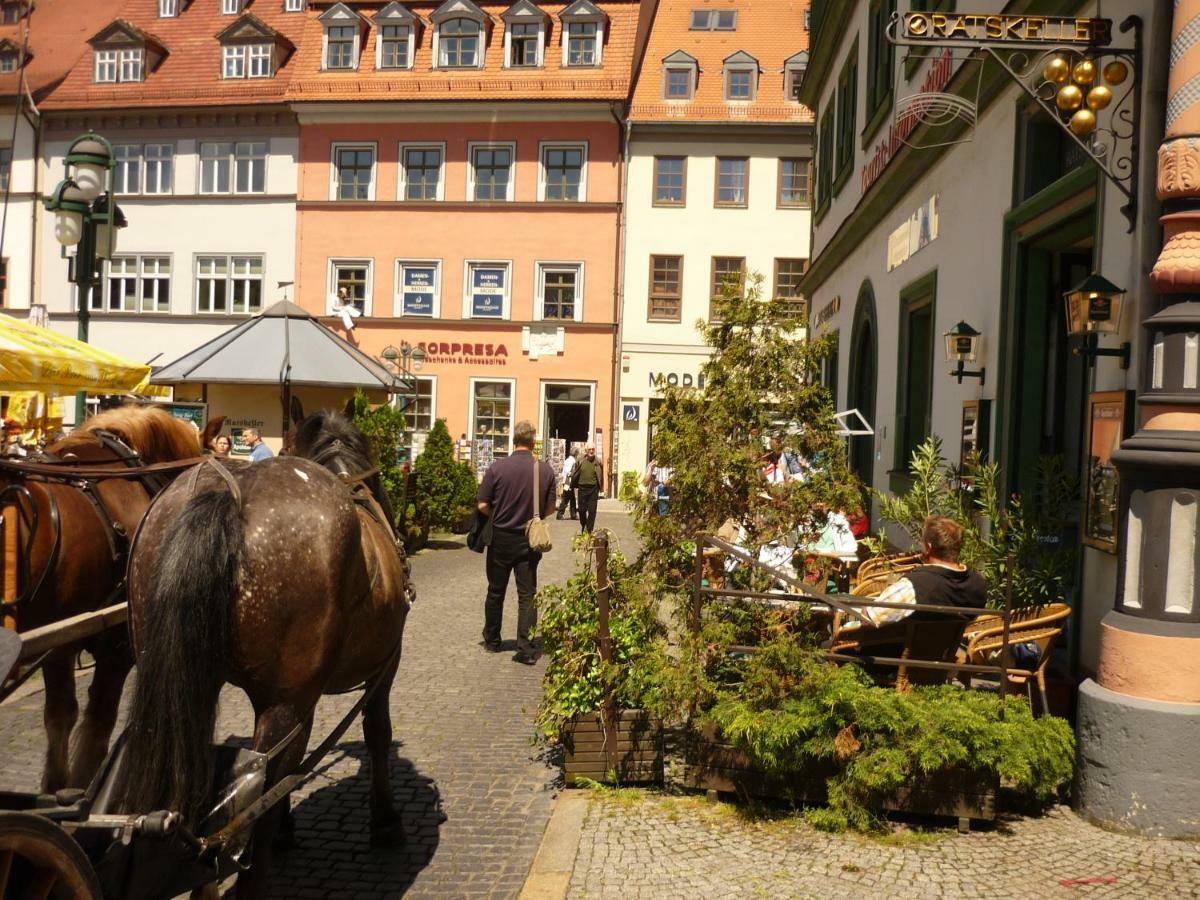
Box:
[561,455,577,484]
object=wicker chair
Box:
[830,612,974,690]
[958,603,1071,714]
[852,553,921,594]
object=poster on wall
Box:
[1083,390,1133,554]
[472,438,494,482]
[470,267,506,318]
[402,266,437,316]
[166,401,207,432]
[547,438,566,479]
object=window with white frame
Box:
[285,0,304,10]
[235,142,267,193]
[403,377,435,443]
[222,45,246,78]
[400,145,443,201]
[196,254,263,314]
[224,44,272,78]
[464,261,509,318]
[119,48,143,82]
[1,2,20,23]
[144,144,173,194]
[540,143,585,201]
[0,51,17,73]
[221,0,241,13]
[98,255,170,313]
[326,25,357,68]
[158,0,178,16]
[0,147,11,193]
[395,260,440,316]
[379,25,411,67]
[113,145,141,194]
[331,259,372,313]
[472,379,513,456]
[508,22,539,67]
[333,144,375,200]
[538,263,581,320]
[94,50,118,82]
[200,142,266,194]
[438,18,480,67]
[564,21,598,66]
[469,144,513,202]
[249,44,272,77]
[200,142,232,193]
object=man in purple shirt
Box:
[477,420,556,665]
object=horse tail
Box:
[113,488,243,825]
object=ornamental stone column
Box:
[1075,3,1200,838]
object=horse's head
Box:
[47,406,224,464]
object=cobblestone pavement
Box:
[0,501,637,899]
[568,792,1200,899]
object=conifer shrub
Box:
[413,418,479,536]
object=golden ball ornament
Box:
[1043,57,1070,84]
[1087,85,1113,111]
[1070,108,1097,136]
[1072,59,1097,85]
[1103,60,1129,85]
[1056,84,1084,112]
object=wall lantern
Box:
[1063,273,1131,368]
[944,320,985,384]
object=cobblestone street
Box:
[567,792,1200,899]
[0,503,637,899]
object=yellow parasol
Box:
[0,314,153,394]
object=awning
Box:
[0,313,152,394]
[150,301,408,392]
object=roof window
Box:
[690,9,736,31]
[431,0,488,70]
[661,50,698,101]
[501,0,547,69]
[559,0,606,68]
[319,3,369,71]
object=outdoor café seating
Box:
[958,603,1071,713]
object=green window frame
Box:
[816,107,834,216]
[834,40,857,192]
[892,270,937,488]
[864,0,894,144]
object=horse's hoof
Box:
[369,818,406,847]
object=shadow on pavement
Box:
[267,741,445,898]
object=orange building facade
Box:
[291,0,638,475]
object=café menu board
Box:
[401,266,437,316]
[471,266,506,318]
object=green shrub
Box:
[619,470,639,502]
[413,418,478,534]
[347,389,406,524]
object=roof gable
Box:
[560,0,605,21]
[374,1,418,25]
[430,0,487,24]
[723,50,757,67]
[785,50,808,67]
[662,49,697,66]
[0,38,20,55]
[89,19,164,51]
[215,13,280,43]
[500,0,547,23]
[318,2,368,26]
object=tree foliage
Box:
[412,418,479,534]
[347,388,407,524]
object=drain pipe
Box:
[21,82,40,310]
[609,101,630,495]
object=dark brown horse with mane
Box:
[4,406,221,793]
[113,398,411,898]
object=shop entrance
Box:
[543,383,593,447]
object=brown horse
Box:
[113,398,411,898]
[5,406,221,793]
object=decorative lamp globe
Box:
[90,194,127,261]
[1063,274,1126,336]
[1070,109,1098,136]
[410,344,427,371]
[1072,58,1097,85]
[45,181,89,247]
[64,135,113,204]
[1056,84,1084,111]
[1043,57,1070,84]
[1103,60,1129,85]
[1087,85,1113,110]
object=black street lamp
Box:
[944,320,986,385]
[43,133,127,422]
[1063,273,1131,369]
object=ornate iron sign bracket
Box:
[888,13,1142,231]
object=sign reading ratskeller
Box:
[902,13,1113,47]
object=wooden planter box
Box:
[562,710,664,786]
[681,724,997,831]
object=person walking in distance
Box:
[476,420,556,665]
[556,446,578,520]
[243,428,273,462]
[571,442,603,533]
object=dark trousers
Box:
[556,486,576,518]
[577,485,599,533]
[483,528,541,654]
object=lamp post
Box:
[380,341,428,431]
[943,320,985,385]
[43,133,126,423]
[1062,273,1131,369]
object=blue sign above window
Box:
[402,266,436,316]
[471,266,506,318]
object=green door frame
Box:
[847,281,878,494]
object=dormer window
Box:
[223,44,272,78]
[89,20,166,85]
[784,51,808,102]
[285,0,304,10]
[158,0,178,17]
[0,51,16,74]
[374,3,418,70]
[221,0,243,14]
[439,19,480,67]
[95,48,144,83]
[218,15,291,79]
[0,3,23,25]
[502,0,547,69]
[320,3,368,71]
[722,51,758,103]
[661,50,697,101]
[559,0,605,68]
[431,0,487,70]
[690,9,736,30]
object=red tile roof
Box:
[629,0,812,123]
[0,0,126,100]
